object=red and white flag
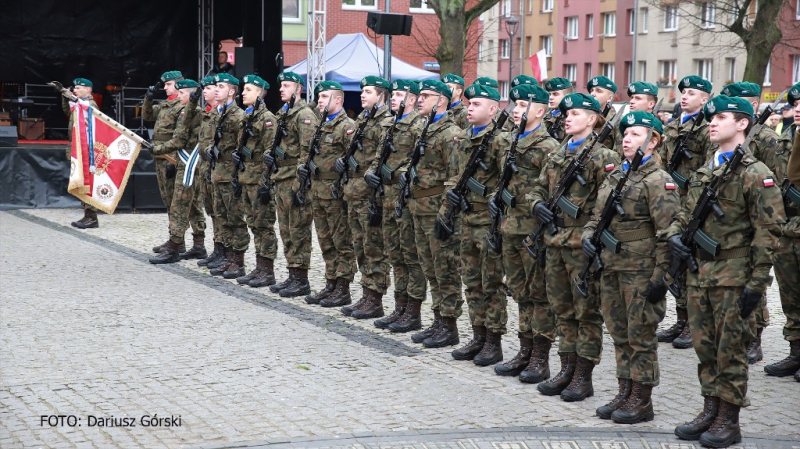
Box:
[68,101,144,214]
[529,49,549,82]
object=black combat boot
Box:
[675,396,720,440]
[451,325,487,361]
[270,268,296,293]
[537,352,576,395]
[611,382,654,424]
[560,356,595,402]
[207,245,231,269]
[423,316,459,348]
[657,307,688,343]
[374,293,407,329]
[520,336,552,383]
[148,240,182,264]
[249,258,276,288]
[473,330,503,366]
[765,340,800,376]
[209,247,233,276]
[388,297,423,333]
[152,239,170,253]
[341,286,370,316]
[279,268,311,297]
[411,309,441,343]
[180,235,207,260]
[237,255,264,285]
[305,279,337,305]
[596,378,632,419]
[320,278,351,307]
[747,327,764,364]
[71,209,99,229]
[198,242,224,267]
[223,251,246,279]
[495,334,533,376]
[351,288,384,319]
[699,400,742,448]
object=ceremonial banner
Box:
[68,101,144,214]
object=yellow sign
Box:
[763,92,780,101]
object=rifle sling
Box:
[695,246,749,261]
[613,226,655,243]
[412,185,445,199]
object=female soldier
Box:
[582,111,680,423]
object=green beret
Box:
[472,77,499,88]
[278,71,304,84]
[200,76,217,88]
[392,79,420,95]
[789,82,800,105]
[441,73,465,86]
[619,111,664,135]
[464,84,500,101]
[721,82,761,98]
[419,80,452,99]
[360,75,391,90]
[243,74,269,90]
[73,78,93,88]
[160,71,183,83]
[544,77,572,92]
[679,75,712,93]
[627,81,658,97]
[703,95,754,121]
[558,92,601,114]
[175,79,199,90]
[510,85,549,104]
[587,76,617,93]
[214,73,239,86]
[316,80,344,93]
[512,75,539,87]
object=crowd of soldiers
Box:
[59,70,800,448]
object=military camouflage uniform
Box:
[209,102,247,251]
[527,138,621,365]
[446,101,469,129]
[143,95,183,212]
[543,110,567,142]
[62,95,99,212]
[584,157,679,385]
[665,151,785,407]
[773,132,800,345]
[197,103,220,244]
[344,106,392,294]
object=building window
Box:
[500,81,510,100]
[602,12,616,37]
[638,61,647,80]
[342,0,377,9]
[664,5,679,31]
[696,59,713,80]
[701,2,716,28]
[600,63,615,80]
[564,64,577,82]
[566,16,579,39]
[796,0,800,20]
[478,41,484,61]
[501,39,510,59]
[526,36,533,57]
[410,0,435,13]
[542,35,553,56]
[283,0,301,22]
[587,14,594,38]
[528,0,533,14]
[725,57,736,82]
[542,0,554,13]
[501,0,511,17]
[793,56,800,84]
[517,37,523,58]
[658,60,677,85]
[488,40,495,61]
[628,9,635,34]
[625,61,633,85]
[764,60,772,86]
[585,63,593,82]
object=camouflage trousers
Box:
[546,245,603,364]
[81,202,97,212]
[155,157,174,214]
[601,271,666,386]
[212,182,248,252]
[383,193,425,301]
[461,214,507,334]
[313,198,356,282]
[410,195,462,318]
[503,233,555,339]
[241,184,277,260]
[348,198,389,294]
[688,285,754,407]
[773,235,800,342]
[168,162,207,245]
[199,161,221,244]
[275,179,313,269]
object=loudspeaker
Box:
[131,173,166,210]
[0,125,18,147]
[366,12,413,36]
[19,118,45,140]
[234,47,255,80]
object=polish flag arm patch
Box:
[265,121,274,127]
[346,128,355,135]
[763,178,775,187]
[665,182,676,190]
[303,119,312,125]
[604,163,615,172]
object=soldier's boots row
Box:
[198,242,225,266]
[374,293,407,329]
[610,382,654,424]
[180,236,207,260]
[597,378,632,419]
[207,246,231,272]
[452,325,487,361]
[350,288,384,319]
[320,278,351,307]
[676,396,742,447]
[494,335,532,376]
[222,251,246,279]
[71,209,99,229]
[305,279,337,304]
[765,339,800,376]
[422,316,459,348]
[236,255,276,288]
[538,352,576,395]
[473,331,503,366]
[270,270,296,292]
[675,395,719,440]
[520,336,552,383]
[747,327,764,364]
[278,268,311,297]
[560,356,595,402]
[387,298,422,333]
[149,240,182,264]
[657,307,688,343]
[672,321,693,349]
[411,309,442,343]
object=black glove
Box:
[258,185,271,204]
[534,202,554,224]
[668,234,692,261]
[165,162,176,179]
[488,195,500,220]
[298,165,310,183]
[446,189,462,208]
[582,238,597,260]
[145,85,157,100]
[50,81,65,93]
[232,151,242,167]
[365,171,381,189]
[334,157,346,174]
[190,87,202,104]
[737,288,761,319]
[644,281,668,304]
[263,152,275,167]
[205,147,215,161]
[398,172,408,191]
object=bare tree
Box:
[409,10,500,73]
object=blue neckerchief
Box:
[567,136,588,152]
[681,111,699,124]
[245,106,254,114]
[623,155,651,171]
[432,112,446,123]
[552,110,560,117]
[451,100,461,108]
[217,100,235,112]
[401,112,410,120]
[519,124,542,139]
[327,110,341,122]
[282,104,289,111]
[713,151,735,168]
[472,124,489,136]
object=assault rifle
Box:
[394,95,441,218]
[292,106,328,206]
[666,93,714,189]
[206,101,229,183]
[486,99,533,253]
[331,105,376,200]
[232,99,261,198]
[367,91,408,227]
[782,177,800,208]
[260,94,296,203]
[523,109,625,262]
[434,104,512,240]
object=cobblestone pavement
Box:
[1,208,798,449]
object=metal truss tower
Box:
[307,0,327,102]
[199,0,214,79]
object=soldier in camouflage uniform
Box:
[656,75,716,350]
[332,76,392,317]
[543,77,572,142]
[442,84,508,363]
[488,84,559,380]
[299,81,356,306]
[365,80,426,329]
[195,76,224,267]
[149,79,207,264]
[669,96,785,447]
[55,78,100,229]
[612,81,658,156]
[442,74,468,129]
[204,73,247,279]
[765,83,800,381]
[587,76,617,148]
[582,111,680,423]
[144,70,185,251]
[526,93,621,402]
[268,72,317,297]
